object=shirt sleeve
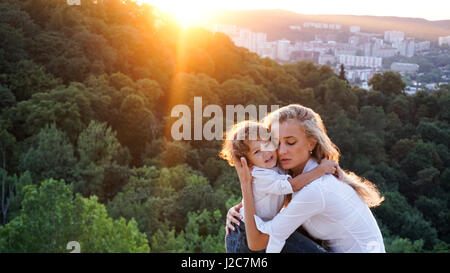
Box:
[252,168,294,195]
[254,182,325,253]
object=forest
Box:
[0,0,449,253]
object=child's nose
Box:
[263,151,272,159]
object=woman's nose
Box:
[278,143,286,155]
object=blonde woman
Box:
[225,104,385,253]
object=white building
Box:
[415,41,431,52]
[303,22,341,30]
[391,62,419,74]
[289,26,302,31]
[259,42,277,59]
[384,31,405,43]
[277,39,291,61]
[439,36,450,46]
[212,24,269,56]
[338,55,382,68]
[372,47,397,58]
[350,26,361,33]
[348,35,359,45]
[393,39,415,57]
[346,69,374,82]
[318,54,336,65]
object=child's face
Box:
[246,140,277,169]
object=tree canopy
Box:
[0,0,449,253]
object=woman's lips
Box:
[280,158,291,163]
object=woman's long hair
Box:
[263,104,384,208]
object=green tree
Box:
[75,120,130,202]
[338,64,348,82]
[3,59,62,101]
[368,71,406,95]
[322,77,358,111]
[6,83,94,142]
[118,94,156,163]
[106,166,167,239]
[0,85,15,110]
[373,191,439,249]
[183,209,226,253]
[0,178,149,253]
[385,237,425,253]
[19,123,77,184]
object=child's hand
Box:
[336,165,344,180]
[235,157,253,188]
[318,159,338,175]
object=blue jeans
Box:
[225,219,328,253]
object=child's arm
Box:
[288,159,337,192]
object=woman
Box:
[225,104,385,253]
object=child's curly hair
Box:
[219,120,271,167]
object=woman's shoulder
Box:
[301,174,339,193]
[317,174,359,197]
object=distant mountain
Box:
[205,9,450,42]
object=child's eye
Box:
[254,150,260,154]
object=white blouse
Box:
[240,166,294,221]
[254,159,385,253]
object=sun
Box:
[136,0,219,27]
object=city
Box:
[210,23,450,94]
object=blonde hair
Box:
[263,104,384,208]
[219,121,271,167]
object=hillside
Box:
[0,0,449,253]
[205,9,450,41]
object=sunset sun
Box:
[137,0,218,27]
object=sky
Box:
[137,0,450,25]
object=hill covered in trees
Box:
[205,9,450,41]
[0,0,449,253]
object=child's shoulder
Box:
[251,166,286,178]
[252,166,278,174]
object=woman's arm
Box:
[235,157,269,251]
[288,159,337,191]
[254,182,325,252]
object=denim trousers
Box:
[225,219,328,253]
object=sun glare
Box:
[137,0,218,27]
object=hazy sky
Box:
[140,0,450,21]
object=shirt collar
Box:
[302,158,319,174]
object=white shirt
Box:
[254,159,385,253]
[240,166,294,221]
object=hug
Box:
[220,104,386,253]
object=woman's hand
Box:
[225,202,243,236]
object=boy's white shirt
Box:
[240,166,294,222]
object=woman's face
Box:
[276,119,317,175]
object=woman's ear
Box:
[308,138,318,153]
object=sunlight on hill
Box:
[136,0,218,27]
